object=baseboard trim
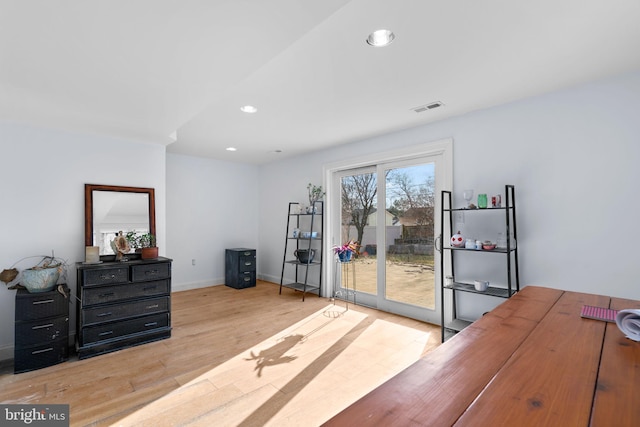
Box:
[171,280,224,292]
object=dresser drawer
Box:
[14,338,69,373]
[131,262,171,282]
[15,289,68,321]
[82,267,129,287]
[81,296,169,325]
[15,315,69,347]
[82,279,170,307]
[81,313,169,343]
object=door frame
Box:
[323,138,453,323]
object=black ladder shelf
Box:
[439,185,520,342]
[279,201,324,301]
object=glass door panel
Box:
[339,170,378,302]
[384,163,436,310]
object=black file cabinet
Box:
[14,286,70,374]
[225,248,256,289]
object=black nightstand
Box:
[225,248,256,289]
[14,285,70,374]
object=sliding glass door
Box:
[331,147,447,324]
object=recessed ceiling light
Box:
[240,105,257,113]
[366,29,395,47]
[226,147,237,152]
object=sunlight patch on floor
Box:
[113,303,431,426]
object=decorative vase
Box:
[451,231,464,247]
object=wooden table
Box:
[323,286,640,426]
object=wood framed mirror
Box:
[85,184,156,256]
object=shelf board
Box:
[445,318,473,332]
[445,246,513,253]
[444,206,511,212]
[443,318,473,341]
[445,282,517,298]
[285,260,322,266]
[281,282,320,293]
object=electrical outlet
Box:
[455,211,465,224]
[192,259,196,266]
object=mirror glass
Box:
[85,184,156,256]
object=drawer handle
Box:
[100,274,117,280]
[32,347,54,355]
[98,330,114,337]
[145,269,160,276]
[32,323,54,330]
[97,312,113,317]
[244,262,253,266]
[243,277,251,282]
[146,304,159,309]
[33,299,54,305]
[144,322,158,327]
[243,251,252,255]
[143,286,157,291]
[99,292,115,298]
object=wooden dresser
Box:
[76,257,172,359]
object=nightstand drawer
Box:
[82,279,170,307]
[81,296,169,325]
[15,316,69,347]
[15,288,68,321]
[82,267,129,286]
[131,263,170,282]
[14,338,68,374]
[81,313,170,343]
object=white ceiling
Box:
[2,0,640,164]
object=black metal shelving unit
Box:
[439,185,520,342]
[279,201,323,301]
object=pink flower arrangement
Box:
[333,240,359,255]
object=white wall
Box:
[166,153,259,290]
[258,70,640,314]
[2,69,638,360]
[0,122,166,360]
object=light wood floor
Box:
[0,281,441,426]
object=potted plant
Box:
[307,183,325,213]
[138,233,158,259]
[333,240,359,262]
[126,231,158,259]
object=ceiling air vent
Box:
[412,101,443,113]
